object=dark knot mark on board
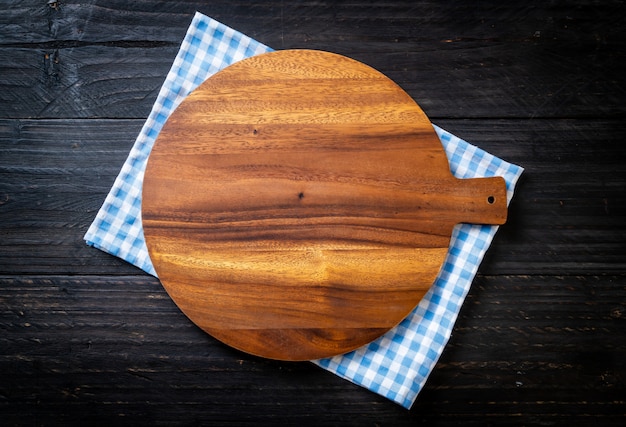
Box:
[298,192,304,200]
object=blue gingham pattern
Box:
[84,12,272,275]
[85,12,523,409]
[315,125,523,407]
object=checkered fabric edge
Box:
[84,12,524,409]
[84,12,272,275]
[315,125,523,408]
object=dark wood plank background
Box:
[1,1,624,425]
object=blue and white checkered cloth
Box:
[85,12,523,409]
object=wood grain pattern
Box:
[2,2,623,120]
[142,50,507,360]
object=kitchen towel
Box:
[84,12,523,409]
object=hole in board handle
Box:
[487,195,495,204]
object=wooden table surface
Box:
[1,1,624,425]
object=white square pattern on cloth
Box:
[84,12,523,409]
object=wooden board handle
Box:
[451,176,508,226]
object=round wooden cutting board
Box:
[142,49,507,361]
